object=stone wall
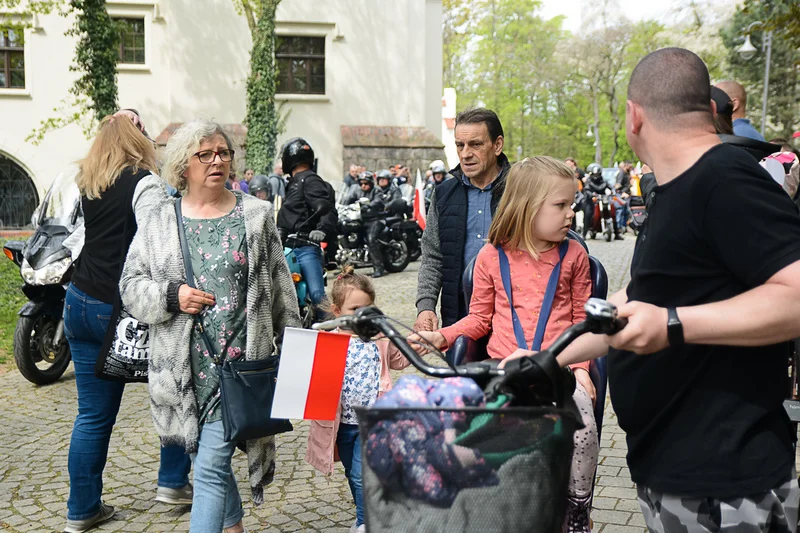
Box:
[340,126,447,183]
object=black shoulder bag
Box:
[175,198,293,442]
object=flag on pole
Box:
[413,169,427,230]
[271,327,351,420]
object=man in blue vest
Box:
[414,108,511,331]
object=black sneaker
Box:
[371,269,385,278]
[615,234,624,240]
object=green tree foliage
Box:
[25,0,119,143]
[233,0,282,175]
[721,0,799,139]
[443,0,757,167]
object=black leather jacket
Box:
[584,174,608,195]
[276,169,332,236]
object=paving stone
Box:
[0,240,648,531]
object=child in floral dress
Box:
[305,266,410,533]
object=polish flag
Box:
[413,169,427,231]
[271,328,351,420]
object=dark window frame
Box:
[0,29,25,89]
[116,17,146,65]
[276,36,326,95]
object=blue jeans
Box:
[615,197,631,229]
[64,284,191,520]
[337,423,364,526]
[294,245,326,305]
[190,421,244,532]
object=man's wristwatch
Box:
[667,307,684,346]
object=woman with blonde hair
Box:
[63,114,192,533]
[120,119,300,533]
[413,156,599,532]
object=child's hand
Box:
[497,348,538,368]
[407,331,447,354]
[574,368,597,407]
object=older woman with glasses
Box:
[120,120,300,533]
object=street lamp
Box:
[737,20,773,137]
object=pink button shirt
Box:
[440,240,592,371]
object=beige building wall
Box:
[0,0,442,210]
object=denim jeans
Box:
[294,245,326,305]
[190,421,244,532]
[615,197,631,229]
[64,284,191,520]
[337,423,364,526]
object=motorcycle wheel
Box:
[604,223,613,242]
[14,315,71,385]
[384,240,410,273]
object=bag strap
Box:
[497,240,570,352]
[175,198,223,365]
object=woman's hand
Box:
[407,331,447,354]
[497,348,537,368]
[178,284,215,314]
[573,367,597,407]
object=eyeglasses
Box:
[193,149,234,164]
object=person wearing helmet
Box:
[276,137,334,306]
[376,169,401,204]
[582,162,622,240]
[425,161,449,206]
[345,171,378,204]
[249,174,273,202]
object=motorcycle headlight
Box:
[20,256,72,285]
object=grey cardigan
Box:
[120,189,300,504]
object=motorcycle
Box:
[586,191,616,242]
[4,170,82,384]
[389,198,422,262]
[336,199,411,273]
[571,190,585,236]
[284,233,328,329]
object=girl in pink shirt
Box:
[415,156,598,533]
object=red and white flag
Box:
[413,169,427,231]
[271,328,351,420]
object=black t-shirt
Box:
[609,143,800,497]
[72,168,149,304]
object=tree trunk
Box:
[607,88,619,167]
[592,84,602,165]
[244,0,281,174]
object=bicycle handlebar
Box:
[313,298,628,381]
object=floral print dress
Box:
[339,337,382,425]
[184,196,249,426]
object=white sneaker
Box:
[349,521,366,533]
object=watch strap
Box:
[667,307,684,346]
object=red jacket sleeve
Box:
[439,245,496,347]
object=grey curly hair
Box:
[160,119,237,191]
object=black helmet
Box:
[280,137,315,175]
[249,174,271,195]
[376,169,392,180]
[358,171,375,185]
[586,163,603,177]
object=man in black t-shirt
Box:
[509,48,800,532]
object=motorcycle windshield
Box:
[31,167,81,231]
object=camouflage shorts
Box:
[638,474,800,533]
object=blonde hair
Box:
[487,156,575,258]
[76,115,158,199]
[160,119,237,191]
[322,264,376,314]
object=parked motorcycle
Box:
[388,198,422,262]
[336,199,410,273]
[586,191,616,242]
[4,170,81,384]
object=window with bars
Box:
[0,29,24,89]
[117,18,145,64]
[276,36,325,95]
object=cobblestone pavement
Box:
[0,237,642,532]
